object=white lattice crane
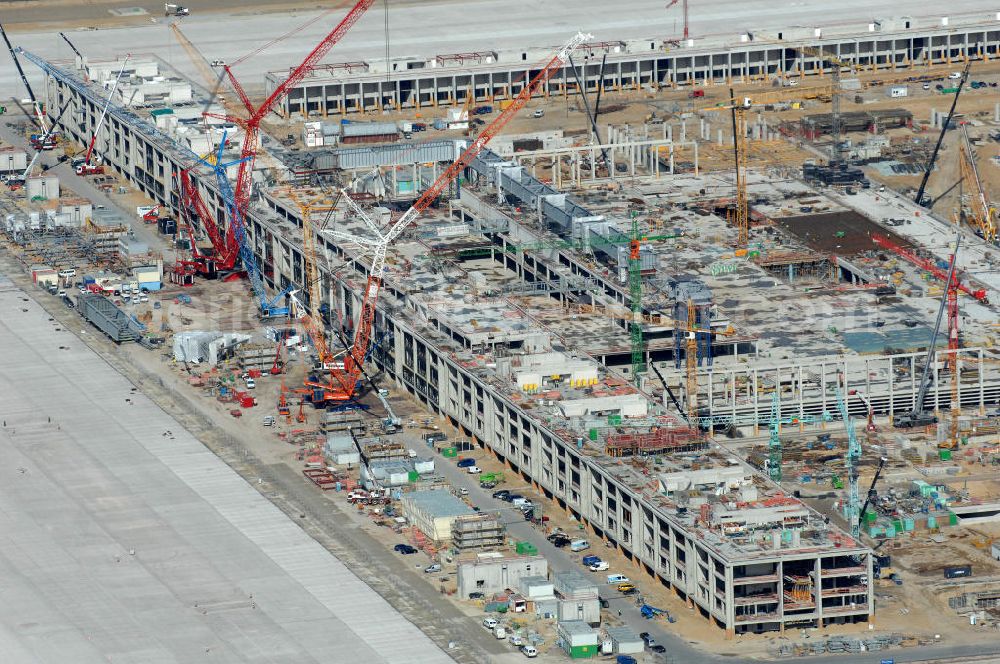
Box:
[305,31,594,404]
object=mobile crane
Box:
[893,235,961,428]
[76,55,131,176]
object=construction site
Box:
[1,1,1000,663]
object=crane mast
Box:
[834,388,862,539]
[728,89,749,247]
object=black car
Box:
[599,598,610,609]
[551,537,570,548]
[650,645,666,654]
[393,544,417,554]
[639,632,651,643]
[492,490,511,500]
[468,591,485,600]
[546,532,565,543]
[505,494,523,503]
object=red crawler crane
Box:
[212,0,377,250]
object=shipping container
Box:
[944,565,972,579]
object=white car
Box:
[467,466,482,474]
[483,617,499,630]
[520,645,538,658]
[245,378,256,389]
[948,71,962,79]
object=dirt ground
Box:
[777,210,915,255]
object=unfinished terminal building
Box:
[24,11,1000,635]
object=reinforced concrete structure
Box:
[38,46,982,637]
[264,17,1000,116]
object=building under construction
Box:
[18,6,1000,638]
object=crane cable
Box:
[231,4,344,67]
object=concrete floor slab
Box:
[0,272,453,664]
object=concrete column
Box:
[666,124,673,141]
[994,103,999,122]
[718,129,724,145]
[680,120,686,141]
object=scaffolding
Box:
[451,513,505,550]
[604,427,704,457]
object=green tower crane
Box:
[768,392,782,482]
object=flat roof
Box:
[0,273,452,664]
[405,490,476,518]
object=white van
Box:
[589,561,610,571]
[493,625,507,639]
[482,617,499,630]
[521,645,538,658]
[606,574,630,585]
[570,539,590,552]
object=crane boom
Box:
[915,63,970,206]
[59,32,82,58]
[893,235,961,428]
[870,233,987,302]
[959,123,998,243]
[261,0,377,117]
[169,23,230,117]
[84,55,130,166]
[1,23,47,132]
[857,456,887,529]
[198,0,377,286]
[314,31,593,403]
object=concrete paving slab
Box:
[0,272,453,664]
[3,1,995,97]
